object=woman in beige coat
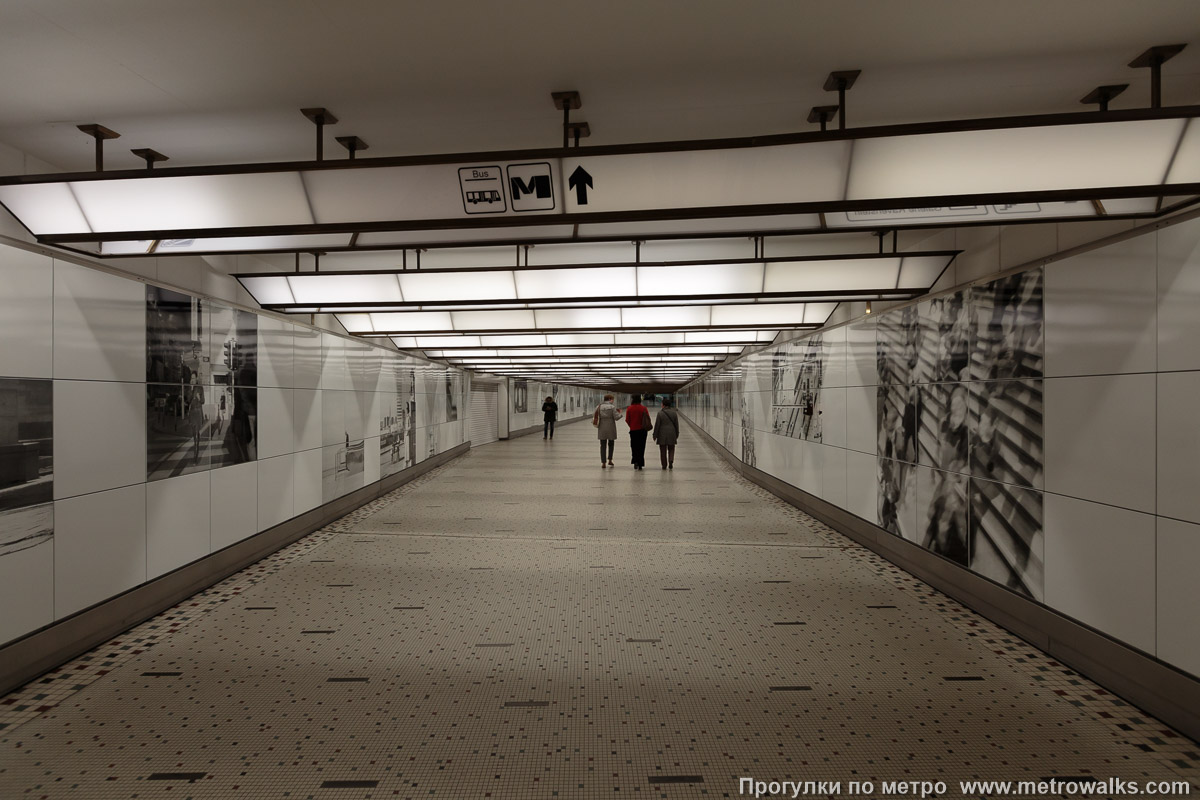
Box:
[593,394,622,468]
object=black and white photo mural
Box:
[876,269,1044,598]
[146,287,258,481]
[380,363,417,478]
[0,379,52,560]
[772,335,825,441]
[446,373,459,422]
[681,267,1046,603]
[512,379,527,414]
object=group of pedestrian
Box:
[593,394,680,470]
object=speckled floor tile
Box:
[1,420,1196,799]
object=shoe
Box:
[668,464,673,470]
[607,461,614,467]
[662,466,667,470]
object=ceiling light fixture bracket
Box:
[822,71,860,129]
[130,148,169,170]
[807,105,839,132]
[1080,85,1128,112]
[335,136,369,160]
[301,107,339,161]
[76,124,120,172]
[566,121,590,147]
[552,91,582,148]
[1128,44,1186,108]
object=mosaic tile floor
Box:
[1,420,1197,798]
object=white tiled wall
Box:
[2,241,550,646]
[680,215,1200,678]
[53,261,145,383]
[146,471,212,579]
[0,247,53,379]
[54,484,147,619]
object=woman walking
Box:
[653,398,680,469]
[593,394,621,467]
[625,394,651,470]
[542,395,558,439]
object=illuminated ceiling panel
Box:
[3,108,1196,257]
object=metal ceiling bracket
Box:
[807,105,840,132]
[566,121,591,147]
[77,124,120,172]
[1080,84,1128,112]
[1128,44,1186,108]
[130,148,169,170]
[822,71,861,130]
[301,108,339,161]
[335,136,369,160]
[552,91,582,148]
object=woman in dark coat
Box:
[542,396,558,439]
[653,398,680,469]
[624,394,650,470]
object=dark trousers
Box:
[629,429,648,467]
[543,419,555,438]
[600,439,614,461]
[659,443,675,467]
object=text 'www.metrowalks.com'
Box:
[739,777,1193,798]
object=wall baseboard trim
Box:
[0,442,470,697]
[504,414,588,440]
[683,417,1200,743]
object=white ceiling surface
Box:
[1,0,1198,174]
[2,0,1198,386]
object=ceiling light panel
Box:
[288,273,402,304]
[711,302,807,326]
[71,173,313,233]
[240,276,295,305]
[763,258,901,293]
[481,334,548,346]
[450,309,536,330]
[400,270,516,302]
[0,182,92,234]
[546,333,616,345]
[622,306,711,327]
[534,307,622,329]
[848,119,1186,200]
[371,311,454,331]
[636,263,763,296]
[516,267,636,299]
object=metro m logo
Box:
[506,162,555,211]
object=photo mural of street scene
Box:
[0,378,52,559]
[146,287,257,481]
[380,363,417,479]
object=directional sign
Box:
[568,166,593,205]
[458,165,507,214]
[506,162,555,211]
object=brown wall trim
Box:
[683,417,1200,743]
[0,442,469,697]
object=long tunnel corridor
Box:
[2,419,1194,798]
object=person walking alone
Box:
[542,395,558,439]
[593,394,621,467]
[625,394,651,470]
[654,397,680,470]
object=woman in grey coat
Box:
[593,394,622,468]
[653,398,680,470]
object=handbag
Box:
[642,407,653,432]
